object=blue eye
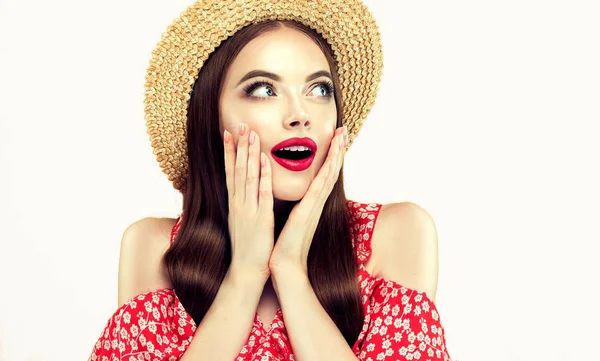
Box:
[243,80,276,98]
[312,81,335,97]
[242,80,335,99]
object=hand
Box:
[268,125,349,276]
[224,122,274,282]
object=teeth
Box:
[277,146,311,152]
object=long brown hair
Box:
[163,20,364,345]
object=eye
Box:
[243,80,276,99]
[310,81,335,98]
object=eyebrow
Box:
[237,70,332,86]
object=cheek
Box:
[222,102,282,135]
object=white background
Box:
[1,0,599,360]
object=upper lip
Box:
[271,137,317,153]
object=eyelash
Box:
[242,80,335,99]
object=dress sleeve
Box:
[88,289,196,361]
[353,280,452,361]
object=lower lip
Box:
[271,153,315,171]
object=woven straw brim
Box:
[144,0,383,193]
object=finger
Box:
[223,129,236,205]
[235,122,249,204]
[245,130,260,209]
[258,152,274,219]
[331,126,348,182]
[309,128,346,205]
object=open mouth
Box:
[272,146,314,161]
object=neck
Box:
[273,198,297,240]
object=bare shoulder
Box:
[370,202,439,302]
[117,216,178,307]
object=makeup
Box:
[271,137,317,172]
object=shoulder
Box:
[117,216,178,307]
[370,202,439,302]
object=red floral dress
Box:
[88,201,451,361]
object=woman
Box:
[88,1,451,360]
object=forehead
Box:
[228,27,330,81]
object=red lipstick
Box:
[270,137,317,172]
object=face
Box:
[219,27,338,201]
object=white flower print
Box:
[413,305,422,316]
[123,312,131,324]
[399,346,407,356]
[379,325,387,336]
[382,304,390,315]
[393,332,402,342]
[130,324,139,337]
[394,318,402,328]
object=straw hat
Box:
[144,0,383,193]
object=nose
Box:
[284,111,311,129]
[283,98,311,130]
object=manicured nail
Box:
[260,153,266,167]
[224,130,230,143]
[249,130,256,145]
[239,123,246,135]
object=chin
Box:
[271,174,313,201]
[269,160,323,201]
[272,186,308,202]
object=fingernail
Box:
[223,130,230,143]
[239,123,245,135]
[339,133,344,149]
[249,130,256,145]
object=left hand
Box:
[268,125,349,276]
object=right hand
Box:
[223,122,274,282]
